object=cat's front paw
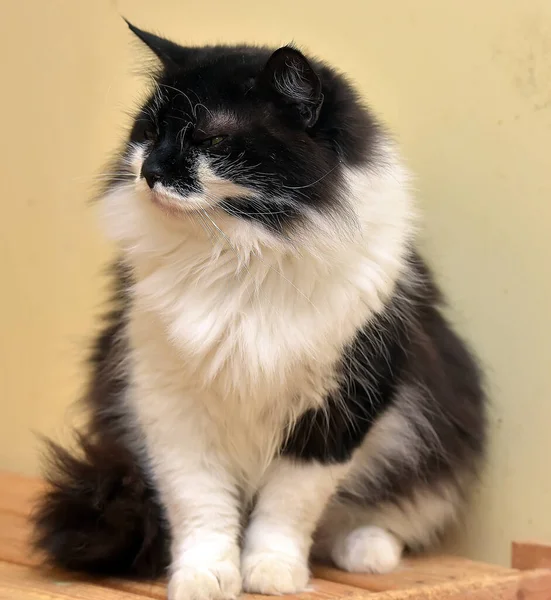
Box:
[241,552,310,595]
[168,561,241,600]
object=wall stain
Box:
[493,12,551,113]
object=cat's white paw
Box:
[242,551,310,595]
[331,526,403,574]
[168,561,242,600]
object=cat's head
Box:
[106,22,391,251]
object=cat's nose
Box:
[141,158,164,189]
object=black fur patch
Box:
[33,436,168,577]
[281,295,410,463]
[282,252,487,497]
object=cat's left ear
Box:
[261,46,324,128]
[125,19,186,70]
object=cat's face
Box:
[113,23,379,246]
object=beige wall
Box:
[1,0,550,567]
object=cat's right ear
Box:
[125,19,185,70]
[260,46,324,128]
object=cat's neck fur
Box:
[102,154,414,403]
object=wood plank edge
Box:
[370,570,551,600]
[512,540,551,570]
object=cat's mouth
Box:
[148,187,187,216]
[140,181,211,216]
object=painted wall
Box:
[1,0,550,566]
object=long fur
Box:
[33,25,486,599]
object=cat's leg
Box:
[241,458,348,595]
[313,481,462,574]
[165,462,242,600]
[310,386,468,575]
[129,382,242,600]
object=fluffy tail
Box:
[32,435,168,578]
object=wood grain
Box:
[0,471,44,514]
[372,570,551,600]
[0,511,42,567]
[313,555,514,592]
[0,561,147,600]
[109,578,371,600]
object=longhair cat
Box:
[33,22,487,600]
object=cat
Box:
[33,21,487,600]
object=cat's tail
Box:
[32,433,169,578]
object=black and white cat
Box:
[34,22,487,600]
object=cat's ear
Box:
[125,19,185,70]
[261,46,324,128]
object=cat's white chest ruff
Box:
[131,241,350,396]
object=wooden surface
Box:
[512,541,551,571]
[0,471,550,599]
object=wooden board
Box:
[512,541,551,571]
[0,471,549,599]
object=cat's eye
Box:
[198,136,227,148]
[132,119,158,144]
[142,127,158,143]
